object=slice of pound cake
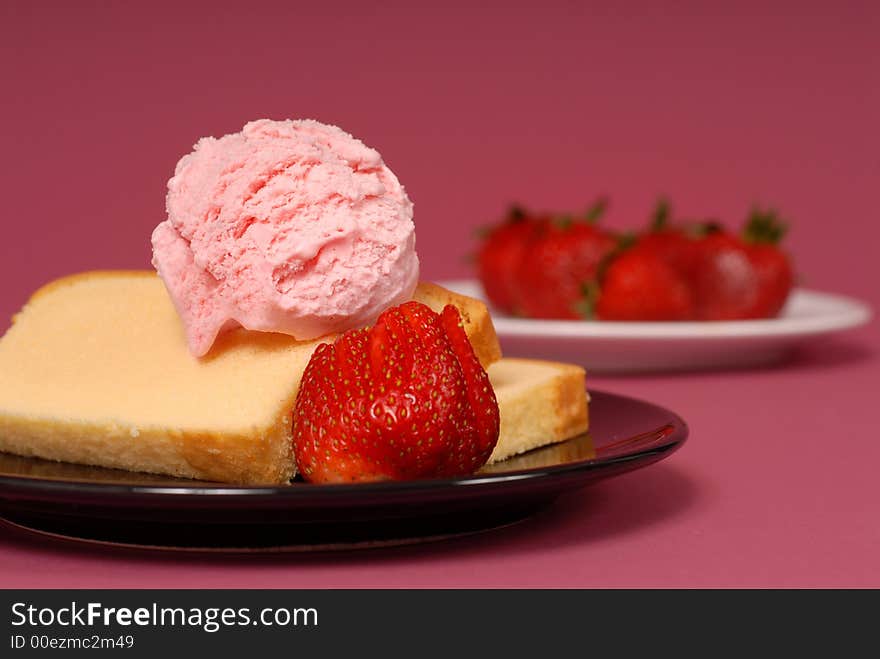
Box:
[487,358,589,463]
[0,272,588,484]
[0,272,500,484]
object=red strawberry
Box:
[292,301,500,483]
[690,208,793,320]
[635,198,715,281]
[512,199,618,319]
[595,246,695,320]
[476,205,539,313]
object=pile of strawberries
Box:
[476,199,794,321]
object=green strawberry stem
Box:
[574,280,601,319]
[616,231,637,251]
[685,219,723,238]
[743,207,788,244]
[550,196,609,229]
[553,213,575,229]
[584,196,609,223]
[507,204,528,222]
[651,197,671,231]
[593,234,635,289]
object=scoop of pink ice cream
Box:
[151,119,419,357]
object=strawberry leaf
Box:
[685,219,723,238]
[584,196,609,224]
[574,280,601,319]
[651,197,671,231]
[507,204,528,222]
[554,213,575,229]
[743,207,788,244]
[616,231,637,251]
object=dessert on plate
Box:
[0,119,590,485]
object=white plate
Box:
[439,279,873,373]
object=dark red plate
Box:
[0,389,686,552]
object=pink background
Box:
[1,1,878,587]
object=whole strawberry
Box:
[476,205,540,313]
[595,246,695,320]
[292,301,500,483]
[634,198,708,282]
[512,198,618,319]
[691,208,794,320]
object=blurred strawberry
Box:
[690,208,794,320]
[595,246,695,320]
[635,198,716,281]
[476,205,540,313]
[512,198,618,319]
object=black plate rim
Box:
[0,389,688,502]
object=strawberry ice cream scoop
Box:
[151,119,419,357]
